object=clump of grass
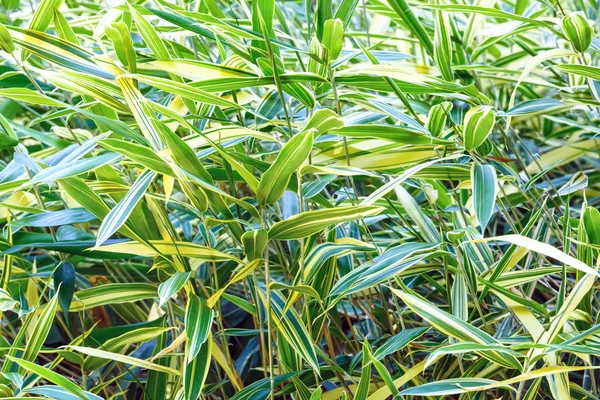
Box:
[0,0,598,399]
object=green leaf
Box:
[105,22,137,73]
[471,164,497,231]
[387,0,434,55]
[28,0,63,33]
[0,288,19,312]
[158,271,192,307]
[355,340,372,400]
[257,129,315,205]
[391,288,522,369]
[268,206,384,240]
[504,98,565,116]
[7,26,113,79]
[424,342,522,370]
[0,88,64,107]
[133,74,244,109]
[257,109,342,204]
[0,23,14,54]
[59,177,139,241]
[463,106,495,151]
[70,283,158,312]
[54,262,75,315]
[426,101,452,137]
[258,289,320,372]
[93,240,240,262]
[185,294,214,362]
[208,259,263,308]
[95,169,156,248]
[427,4,550,26]
[557,64,600,81]
[332,125,451,144]
[334,0,359,28]
[432,0,454,81]
[10,209,96,228]
[129,5,170,60]
[330,242,440,296]
[29,153,121,186]
[6,356,87,400]
[400,378,502,396]
[98,139,173,176]
[400,366,600,396]
[561,12,593,53]
[22,292,60,363]
[583,207,600,245]
[242,229,268,260]
[372,327,429,361]
[185,337,213,400]
[68,346,181,375]
[321,19,344,62]
[482,235,600,278]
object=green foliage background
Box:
[0,0,599,398]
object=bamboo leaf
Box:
[95,169,156,248]
[185,294,214,362]
[158,271,192,307]
[471,164,497,231]
[391,288,522,369]
[6,356,87,400]
[185,336,213,400]
[268,206,384,240]
[68,346,181,375]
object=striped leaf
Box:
[241,229,268,261]
[28,153,121,186]
[258,289,320,372]
[128,5,171,60]
[561,13,593,53]
[208,259,263,308]
[355,340,372,400]
[22,292,60,363]
[332,125,451,144]
[133,74,243,109]
[391,288,522,370]
[0,88,64,107]
[158,271,192,307]
[330,242,440,296]
[185,294,214,362]
[71,283,157,312]
[95,170,156,248]
[6,356,87,400]
[483,235,600,277]
[257,129,316,205]
[257,109,343,204]
[98,139,173,176]
[387,0,434,55]
[68,346,180,375]
[0,288,18,312]
[7,26,113,78]
[372,327,429,361]
[361,154,461,206]
[424,342,522,369]
[184,336,213,400]
[471,164,497,231]
[105,22,136,73]
[27,0,64,33]
[432,0,454,81]
[304,238,376,283]
[268,206,384,240]
[84,327,172,371]
[93,240,239,262]
[463,106,495,151]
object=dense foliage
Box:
[0,0,599,398]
